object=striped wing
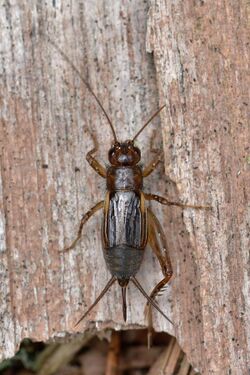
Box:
[105,191,146,248]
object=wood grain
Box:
[147,0,250,373]
[0,1,249,374]
[0,0,171,360]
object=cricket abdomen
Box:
[103,245,144,280]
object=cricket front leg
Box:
[86,131,107,178]
[142,129,163,178]
[142,152,163,177]
[64,201,104,251]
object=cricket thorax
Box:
[106,166,143,191]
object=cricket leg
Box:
[146,208,173,347]
[142,152,163,177]
[142,130,163,178]
[64,200,104,251]
[145,193,211,210]
[86,131,106,178]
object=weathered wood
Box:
[0,1,249,374]
[147,337,197,375]
[0,0,171,360]
[36,332,93,375]
[105,331,121,375]
[147,0,250,373]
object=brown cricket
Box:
[49,39,209,345]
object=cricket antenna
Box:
[47,37,118,142]
[132,104,166,142]
[74,276,116,327]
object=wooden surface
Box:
[0,1,249,374]
[147,0,250,373]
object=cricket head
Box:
[108,140,141,166]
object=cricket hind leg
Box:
[64,200,104,251]
[146,208,173,347]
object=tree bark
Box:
[0,1,249,374]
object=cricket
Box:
[48,38,210,345]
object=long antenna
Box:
[47,37,118,142]
[74,276,116,327]
[131,276,173,325]
[132,104,166,141]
